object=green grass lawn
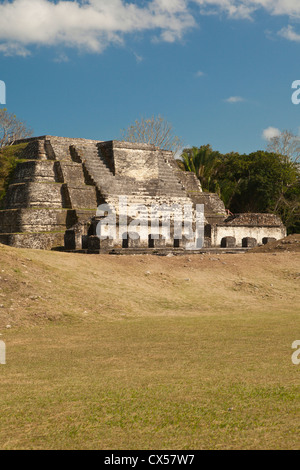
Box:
[0,246,299,449]
[0,312,299,450]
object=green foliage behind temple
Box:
[180,146,300,234]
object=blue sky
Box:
[0,0,300,154]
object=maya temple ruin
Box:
[0,136,286,254]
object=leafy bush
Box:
[0,143,28,207]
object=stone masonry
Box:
[0,136,287,252]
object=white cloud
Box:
[194,1,300,43]
[224,96,245,103]
[0,42,30,57]
[0,0,195,55]
[194,0,255,20]
[53,53,70,63]
[195,70,205,77]
[262,126,281,141]
[278,25,300,42]
[1,0,300,56]
[193,1,300,19]
[134,52,144,63]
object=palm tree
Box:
[180,145,221,192]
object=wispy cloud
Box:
[194,0,300,43]
[194,0,255,20]
[278,25,300,42]
[134,52,144,63]
[262,126,281,141]
[224,96,245,103]
[195,70,205,77]
[53,53,70,63]
[0,42,30,57]
[193,1,300,20]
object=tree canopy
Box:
[180,140,300,234]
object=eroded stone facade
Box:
[0,136,286,252]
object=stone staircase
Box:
[157,153,191,198]
[68,142,193,211]
[72,143,124,198]
[43,138,205,228]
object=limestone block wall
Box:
[12,161,60,183]
[59,162,85,185]
[0,232,65,250]
[112,142,160,180]
[0,208,73,233]
[5,182,65,209]
[189,193,226,225]
[64,186,96,210]
[14,139,47,160]
[213,225,286,247]
[0,135,101,250]
[212,214,287,247]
